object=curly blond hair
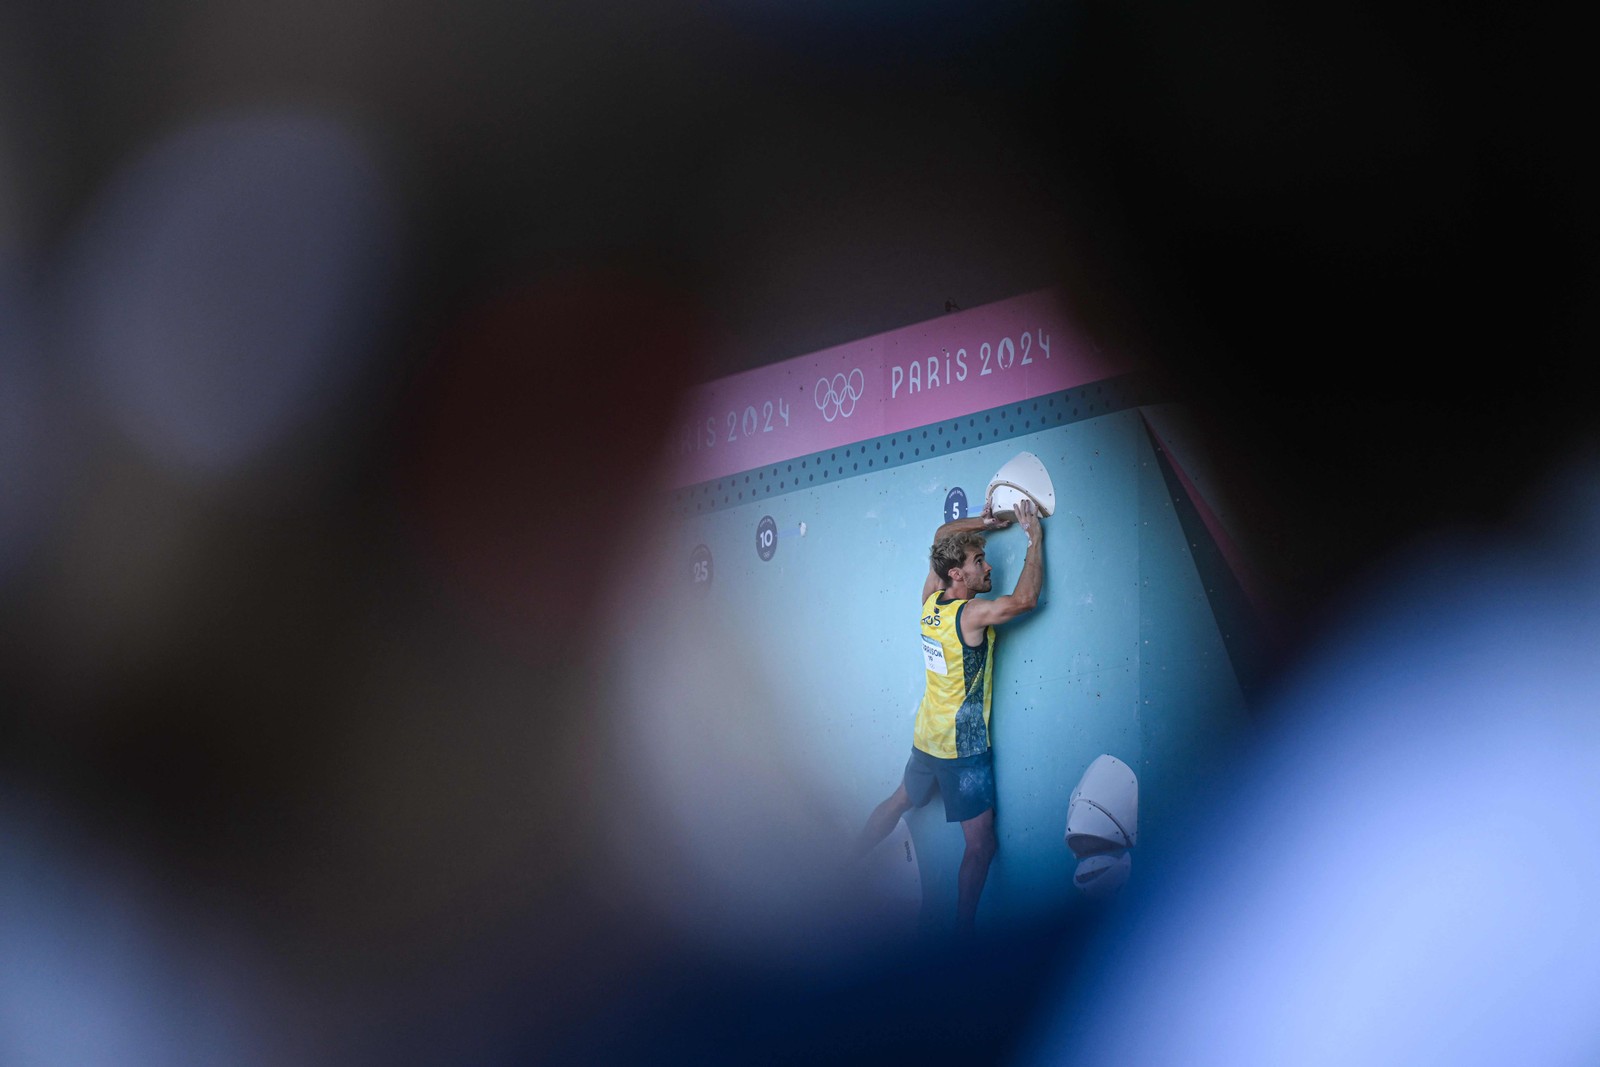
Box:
[930,531,985,587]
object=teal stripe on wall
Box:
[669,371,1164,518]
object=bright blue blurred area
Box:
[1018,459,1600,1066]
[1,799,271,1066]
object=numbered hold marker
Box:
[944,487,968,524]
[690,544,713,592]
[756,515,778,562]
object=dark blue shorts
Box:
[903,746,995,823]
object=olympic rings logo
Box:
[814,368,865,422]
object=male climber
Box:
[852,492,1045,935]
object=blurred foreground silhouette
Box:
[2,2,1595,1063]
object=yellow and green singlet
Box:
[912,591,995,759]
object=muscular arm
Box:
[961,499,1044,640]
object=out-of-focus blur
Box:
[2,1,1596,1064]
[1017,454,1600,1067]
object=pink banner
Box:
[665,287,1133,488]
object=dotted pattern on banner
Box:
[667,373,1161,519]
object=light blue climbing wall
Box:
[660,379,1254,934]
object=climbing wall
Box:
[622,288,1259,938]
